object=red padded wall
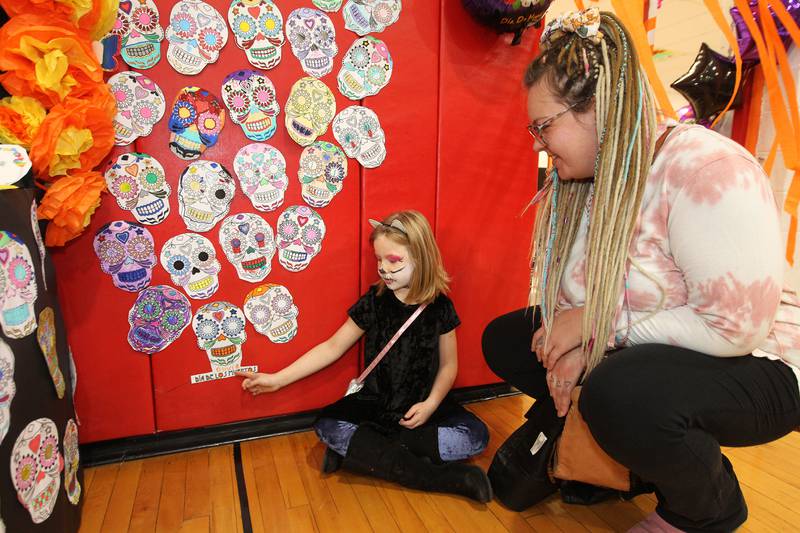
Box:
[51,1,541,443]
[437,3,541,386]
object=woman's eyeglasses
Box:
[526,100,584,146]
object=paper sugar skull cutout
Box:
[333,105,387,168]
[276,206,326,271]
[233,144,287,212]
[338,36,392,100]
[93,221,155,292]
[228,0,285,70]
[105,153,171,225]
[110,72,165,146]
[299,141,347,208]
[0,231,37,339]
[193,301,246,372]
[161,233,221,299]
[285,77,336,147]
[63,419,80,506]
[313,0,343,12]
[11,418,63,524]
[343,0,401,36]
[168,87,226,160]
[0,145,31,186]
[218,213,275,282]
[286,8,338,78]
[36,308,65,400]
[166,0,228,75]
[0,339,15,446]
[128,285,192,353]
[110,0,164,69]
[178,160,236,232]
[222,70,280,141]
[244,284,298,342]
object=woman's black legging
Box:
[482,308,800,532]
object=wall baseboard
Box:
[81,383,517,467]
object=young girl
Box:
[238,210,491,502]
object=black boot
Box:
[321,447,343,474]
[342,425,492,503]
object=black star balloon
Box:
[671,43,748,122]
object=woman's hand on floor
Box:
[546,347,586,417]
[237,371,283,395]
[533,307,584,370]
[399,400,436,429]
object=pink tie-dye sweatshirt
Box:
[557,123,800,387]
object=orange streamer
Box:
[703,0,743,129]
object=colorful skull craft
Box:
[160,233,221,299]
[218,213,275,282]
[109,72,165,146]
[30,200,46,291]
[275,205,326,272]
[233,144,287,212]
[286,8,338,78]
[168,87,226,160]
[128,285,192,353]
[0,339,15,446]
[313,0,343,12]
[93,221,156,292]
[10,418,63,524]
[338,36,392,100]
[105,153,171,225]
[36,307,65,400]
[110,0,164,69]
[333,105,387,168]
[284,77,336,147]
[343,0,401,36]
[192,301,247,373]
[298,141,347,208]
[165,0,228,75]
[177,160,236,232]
[63,419,80,506]
[0,231,38,338]
[244,283,298,342]
[221,70,280,142]
[227,0,285,70]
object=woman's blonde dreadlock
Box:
[525,11,658,373]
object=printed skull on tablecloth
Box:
[0,231,37,338]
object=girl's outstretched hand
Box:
[399,400,436,429]
[237,371,283,395]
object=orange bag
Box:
[550,386,631,492]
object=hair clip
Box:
[368,218,407,234]
[541,7,603,46]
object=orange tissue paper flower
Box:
[37,170,106,246]
[0,15,104,108]
[0,96,47,148]
[28,95,115,180]
[0,0,119,40]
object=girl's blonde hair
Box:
[370,210,450,305]
[524,11,658,373]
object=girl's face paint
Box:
[373,235,414,293]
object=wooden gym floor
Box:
[77,395,800,532]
